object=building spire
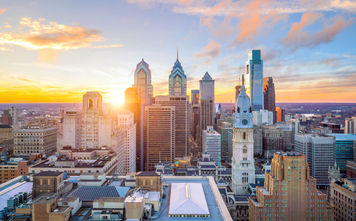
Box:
[177,48,179,61]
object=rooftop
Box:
[0,181,33,211]
[69,186,129,202]
[0,124,11,128]
[136,171,160,176]
[327,133,356,141]
[34,171,63,177]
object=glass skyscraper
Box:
[245,50,263,111]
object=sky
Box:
[0,0,355,104]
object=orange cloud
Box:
[194,40,221,59]
[282,14,353,50]
[0,17,123,51]
[0,8,6,15]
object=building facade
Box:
[118,112,136,174]
[249,152,333,221]
[295,134,336,186]
[232,81,255,194]
[144,105,175,171]
[202,126,221,166]
[14,126,57,156]
[330,178,356,221]
[345,117,356,134]
[245,50,263,111]
[328,133,356,173]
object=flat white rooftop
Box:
[169,183,209,216]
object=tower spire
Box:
[177,48,179,61]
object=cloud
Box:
[282,14,353,50]
[92,44,124,49]
[0,17,123,51]
[0,8,6,15]
[194,40,221,59]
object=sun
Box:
[107,88,125,107]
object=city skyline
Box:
[0,0,356,104]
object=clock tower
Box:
[232,76,255,194]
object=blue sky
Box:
[0,0,355,103]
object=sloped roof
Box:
[69,186,128,202]
[168,183,209,215]
[202,72,213,81]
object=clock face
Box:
[242,119,248,125]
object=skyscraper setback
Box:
[263,77,276,123]
[245,49,264,111]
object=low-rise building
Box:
[330,178,356,221]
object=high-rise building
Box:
[245,50,263,111]
[199,72,215,146]
[216,120,233,164]
[295,134,336,186]
[14,126,57,156]
[144,105,175,171]
[276,106,285,122]
[169,51,187,96]
[330,178,356,221]
[345,117,356,134]
[125,87,141,172]
[249,152,333,221]
[262,124,284,157]
[118,112,136,174]
[328,133,356,173]
[133,59,153,171]
[60,110,81,150]
[202,126,221,166]
[154,96,189,158]
[263,77,276,123]
[232,80,255,194]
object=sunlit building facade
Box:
[118,112,136,174]
[249,152,333,221]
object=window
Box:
[243,146,247,154]
[243,132,247,140]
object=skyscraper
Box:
[199,72,215,146]
[133,59,153,171]
[276,106,285,122]
[245,49,263,111]
[295,134,336,186]
[232,79,255,194]
[191,90,200,141]
[345,117,356,134]
[263,77,276,123]
[191,89,199,105]
[249,152,333,221]
[125,87,141,171]
[154,95,189,158]
[144,105,175,171]
[169,51,187,96]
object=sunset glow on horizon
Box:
[0,0,356,104]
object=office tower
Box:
[216,120,233,164]
[125,87,141,171]
[191,89,199,105]
[295,134,336,186]
[263,77,276,123]
[249,152,333,221]
[262,125,284,157]
[253,126,263,156]
[169,51,187,96]
[144,105,175,171]
[328,134,356,173]
[118,112,136,174]
[202,126,221,166]
[276,106,285,122]
[199,72,215,145]
[0,124,13,143]
[245,49,263,111]
[253,109,273,126]
[60,110,81,150]
[232,80,255,194]
[330,178,356,221]
[14,126,57,156]
[0,109,12,125]
[345,117,356,134]
[154,96,189,158]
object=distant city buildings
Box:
[345,116,356,134]
[245,50,263,111]
[295,134,336,186]
[276,106,285,122]
[202,126,221,166]
[249,152,333,221]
